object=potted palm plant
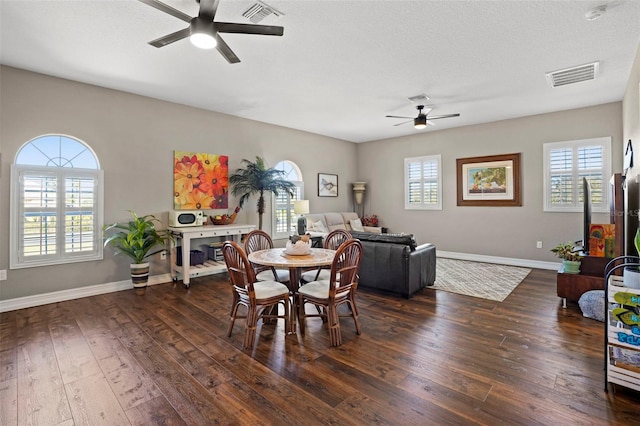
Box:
[551,242,584,274]
[229,156,296,230]
[103,211,172,288]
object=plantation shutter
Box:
[272,161,303,239]
[405,155,442,210]
[543,137,610,212]
[11,135,103,269]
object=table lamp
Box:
[294,200,310,235]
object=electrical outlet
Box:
[0,270,7,281]
[536,241,543,249]
[160,251,167,260]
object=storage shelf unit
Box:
[169,224,256,288]
[604,258,640,392]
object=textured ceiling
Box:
[1,0,639,143]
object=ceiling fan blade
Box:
[385,115,413,119]
[139,0,192,23]
[427,113,461,120]
[216,22,284,36]
[149,27,191,47]
[215,34,240,63]
[393,120,412,127]
[198,0,220,21]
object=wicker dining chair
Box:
[301,229,351,284]
[244,230,290,283]
[222,241,291,350]
[297,239,363,347]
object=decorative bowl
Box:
[210,212,237,226]
[284,240,311,255]
[211,217,233,225]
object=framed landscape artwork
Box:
[318,173,338,197]
[456,153,521,206]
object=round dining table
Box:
[247,247,336,332]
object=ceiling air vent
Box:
[408,94,430,103]
[546,62,600,88]
[242,1,284,24]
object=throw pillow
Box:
[350,218,364,232]
[314,220,328,233]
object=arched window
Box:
[272,160,303,239]
[10,135,104,268]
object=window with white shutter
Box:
[10,135,103,268]
[404,155,442,210]
[543,137,611,212]
[272,160,303,239]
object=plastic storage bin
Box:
[176,247,205,266]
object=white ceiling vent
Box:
[242,1,284,24]
[546,62,600,88]
[408,94,430,103]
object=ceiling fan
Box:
[386,105,460,129]
[138,0,284,63]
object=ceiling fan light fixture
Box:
[414,115,427,129]
[190,18,217,49]
[190,33,217,49]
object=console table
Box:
[557,255,609,308]
[168,224,255,288]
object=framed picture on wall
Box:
[318,173,338,197]
[456,153,522,206]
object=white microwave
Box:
[169,210,205,227]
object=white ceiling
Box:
[1,0,639,143]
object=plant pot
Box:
[130,262,150,288]
[562,260,581,274]
[623,267,640,289]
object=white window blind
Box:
[543,137,611,212]
[404,155,442,210]
[11,135,103,269]
[272,160,303,239]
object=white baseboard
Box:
[0,273,173,313]
[437,251,560,271]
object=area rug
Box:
[433,258,532,302]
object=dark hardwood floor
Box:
[1,268,639,425]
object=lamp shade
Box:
[294,200,310,215]
[414,115,427,129]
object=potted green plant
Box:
[103,211,172,288]
[551,242,584,274]
[229,156,296,230]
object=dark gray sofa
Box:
[349,231,436,298]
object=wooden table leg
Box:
[288,267,302,334]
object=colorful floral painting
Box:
[174,151,228,210]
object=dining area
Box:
[221,229,363,350]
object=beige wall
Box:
[2,39,639,303]
[356,102,623,262]
[0,66,357,300]
[622,42,640,252]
